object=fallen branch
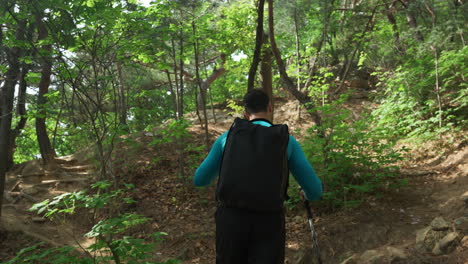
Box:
[20,191,39,202]
[39,178,88,185]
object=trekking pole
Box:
[304,199,323,264]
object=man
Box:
[194,89,322,264]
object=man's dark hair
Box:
[243,89,270,114]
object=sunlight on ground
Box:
[287,241,300,250]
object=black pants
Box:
[215,207,285,264]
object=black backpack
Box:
[216,118,289,211]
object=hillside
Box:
[1,98,467,264]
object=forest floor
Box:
[1,96,467,264]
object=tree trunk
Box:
[247,0,265,92]
[195,55,226,113]
[267,0,322,127]
[8,63,30,169]
[192,20,209,146]
[426,3,442,129]
[293,5,301,91]
[8,22,34,168]
[407,14,424,42]
[170,38,181,119]
[116,61,127,127]
[386,8,400,46]
[433,46,442,129]
[165,69,178,118]
[260,32,274,121]
[208,86,217,123]
[35,13,56,165]
[177,18,185,177]
[0,20,25,218]
[178,30,185,119]
[402,0,424,42]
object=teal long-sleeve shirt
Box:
[194,120,322,201]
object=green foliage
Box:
[371,45,467,141]
[438,46,468,114]
[226,99,244,115]
[12,122,40,163]
[3,244,89,264]
[148,119,204,172]
[128,75,175,132]
[5,181,180,264]
[306,69,334,103]
[148,119,192,145]
[284,179,302,210]
[301,97,406,209]
[28,181,133,219]
[85,213,147,237]
[13,114,79,164]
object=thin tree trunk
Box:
[116,61,127,127]
[165,69,178,118]
[208,86,217,123]
[178,30,184,119]
[293,5,301,91]
[247,0,265,92]
[303,0,335,89]
[35,13,56,165]
[8,63,30,168]
[8,22,34,169]
[451,0,465,45]
[426,2,442,129]
[202,48,217,123]
[294,1,302,120]
[192,20,209,146]
[0,20,25,218]
[334,6,378,94]
[52,84,66,150]
[170,38,181,119]
[434,47,442,129]
[177,17,185,177]
[194,85,204,126]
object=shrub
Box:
[301,98,407,209]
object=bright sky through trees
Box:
[139,0,152,7]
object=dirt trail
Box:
[1,155,95,259]
[298,143,468,264]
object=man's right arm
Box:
[194,132,228,186]
[288,136,323,201]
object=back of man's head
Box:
[243,89,270,114]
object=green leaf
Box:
[25,72,42,83]
[86,0,96,7]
